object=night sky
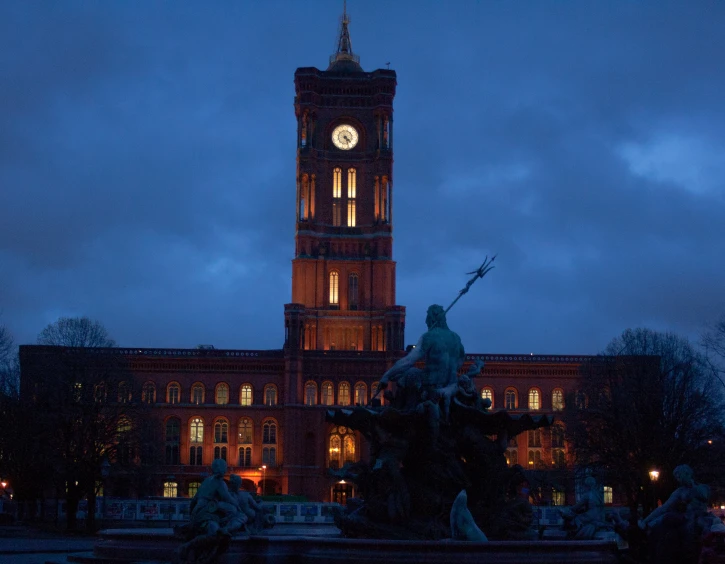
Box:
[2,1,724,355]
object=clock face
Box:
[331,124,359,150]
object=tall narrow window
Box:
[264,385,277,406]
[142,382,156,404]
[552,389,564,411]
[240,384,253,406]
[192,383,204,405]
[165,418,180,465]
[299,174,309,220]
[238,417,253,467]
[305,382,318,406]
[190,417,204,466]
[354,382,367,406]
[481,387,494,408]
[167,383,180,405]
[262,420,277,467]
[338,382,351,406]
[329,271,339,306]
[528,388,540,410]
[215,383,229,405]
[332,167,342,226]
[214,420,228,443]
[505,389,517,410]
[348,273,359,310]
[347,168,356,227]
[321,382,334,406]
[328,426,357,469]
[118,382,130,404]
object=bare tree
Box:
[37,316,116,348]
[703,314,725,385]
[564,328,725,524]
[0,322,19,396]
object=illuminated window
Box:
[338,382,351,406]
[603,486,613,505]
[190,418,204,444]
[328,426,356,469]
[264,385,277,406]
[214,420,228,443]
[505,448,518,466]
[333,167,342,226]
[528,389,540,410]
[329,271,339,305]
[552,389,564,411]
[305,382,318,405]
[354,382,367,405]
[348,273,359,310]
[321,382,334,406]
[480,387,494,407]
[505,389,517,410]
[163,482,178,498]
[347,201,356,227]
[347,168,356,198]
[191,383,204,405]
[333,167,342,198]
[188,482,200,498]
[165,418,180,465]
[167,383,180,405]
[142,382,156,404]
[371,381,385,405]
[552,489,566,506]
[240,384,253,406]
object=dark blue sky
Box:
[2,1,724,354]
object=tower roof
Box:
[327,1,363,72]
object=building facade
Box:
[19,8,596,506]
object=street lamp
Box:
[100,458,110,530]
[649,469,660,512]
[259,465,267,497]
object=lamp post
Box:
[259,465,267,497]
[100,458,110,530]
[649,469,660,513]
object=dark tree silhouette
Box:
[37,316,116,348]
[564,328,725,525]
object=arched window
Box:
[552,389,564,411]
[528,449,543,469]
[528,388,541,410]
[189,418,204,466]
[163,482,178,498]
[238,418,253,467]
[332,167,342,226]
[480,387,494,408]
[328,426,356,469]
[321,382,334,406]
[353,382,367,405]
[116,418,132,465]
[347,168,356,227]
[505,448,518,466]
[167,383,180,405]
[263,420,277,444]
[305,382,318,406]
[348,273,359,310]
[262,419,278,467]
[117,381,131,404]
[191,383,204,405]
[142,382,156,404]
[188,482,201,498]
[264,384,277,406]
[505,388,517,410]
[214,420,228,443]
[94,382,106,403]
[240,384,253,406]
[338,382,351,406]
[215,383,229,405]
[371,381,385,405]
[165,417,180,465]
[329,271,339,306]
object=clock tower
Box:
[284,6,405,352]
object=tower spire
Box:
[328,0,361,70]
